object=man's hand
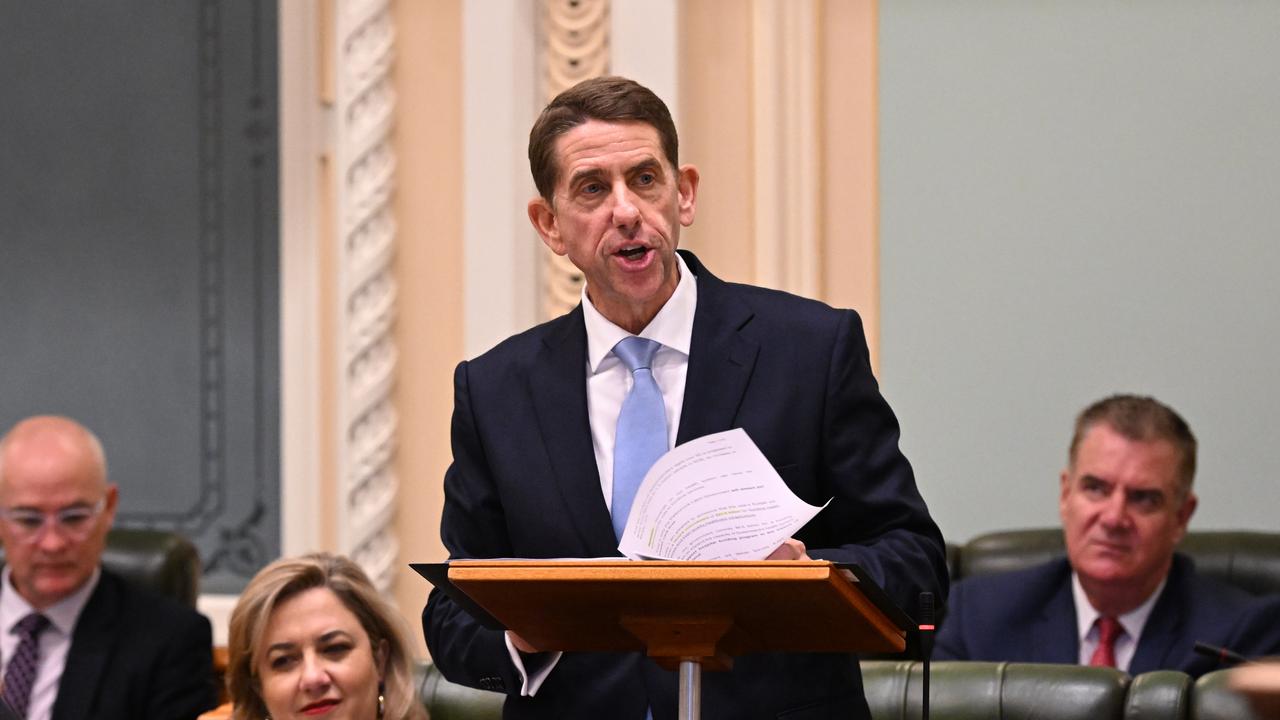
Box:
[766,538,811,560]
[508,630,539,654]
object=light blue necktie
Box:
[611,336,669,541]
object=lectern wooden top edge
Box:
[414,559,912,663]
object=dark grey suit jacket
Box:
[424,251,947,719]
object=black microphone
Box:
[919,592,935,720]
[1194,641,1252,667]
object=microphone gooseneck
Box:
[919,592,935,720]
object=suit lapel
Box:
[529,308,619,556]
[1129,556,1188,674]
[675,252,759,445]
[51,572,118,720]
[1030,563,1081,664]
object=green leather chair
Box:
[861,660,1133,720]
[0,526,201,606]
[1126,671,1191,720]
[416,662,503,720]
[413,659,1208,720]
[1191,669,1263,720]
[954,529,1280,597]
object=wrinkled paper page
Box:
[618,428,828,560]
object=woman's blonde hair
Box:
[227,553,426,720]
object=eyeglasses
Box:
[0,498,107,543]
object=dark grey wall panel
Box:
[0,1,279,593]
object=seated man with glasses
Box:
[0,416,218,720]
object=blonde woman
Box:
[227,554,426,720]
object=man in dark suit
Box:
[423,76,947,719]
[935,394,1280,676]
[0,416,218,720]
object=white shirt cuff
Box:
[503,632,563,696]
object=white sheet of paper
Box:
[617,428,829,560]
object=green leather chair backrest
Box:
[955,529,1280,597]
[860,660,1131,720]
[1191,669,1262,720]
[1125,670,1190,720]
[410,658,1213,720]
[0,526,200,606]
[416,661,503,720]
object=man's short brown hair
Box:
[528,75,679,203]
[1068,394,1198,496]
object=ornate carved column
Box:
[538,0,611,319]
[331,0,400,592]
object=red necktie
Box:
[1089,616,1123,668]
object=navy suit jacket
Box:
[934,554,1280,677]
[49,568,218,720]
[423,251,947,720]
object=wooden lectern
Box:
[417,560,912,720]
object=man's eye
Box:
[1130,492,1162,511]
[59,511,92,527]
[1080,481,1106,496]
[636,172,655,185]
[12,515,43,530]
[581,182,603,195]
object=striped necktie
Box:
[3,612,50,718]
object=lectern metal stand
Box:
[416,560,909,720]
[679,660,700,720]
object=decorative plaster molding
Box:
[333,0,399,593]
[539,0,610,319]
[752,0,820,297]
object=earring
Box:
[377,680,386,719]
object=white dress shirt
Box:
[1072,572,1165,672]
[582,253,696,511]
[506,253,699,696]
[0,566,100,720]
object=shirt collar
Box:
[1071,571,1167,644]
[2,564,101,637]
[582,252,697,373]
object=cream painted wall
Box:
[820,0,879,364]
[678,0,756,283]
[679,0,880,361]
[392,0,463,655]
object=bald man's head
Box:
[0,416,117,609]
[0,416,107,491]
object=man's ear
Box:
[677,164,700,227]
[1173,492,1198,542]
[103,483,120,525]
[528,197,565,256]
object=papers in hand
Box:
[618,428,829,561]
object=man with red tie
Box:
[935,394,1280,676]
